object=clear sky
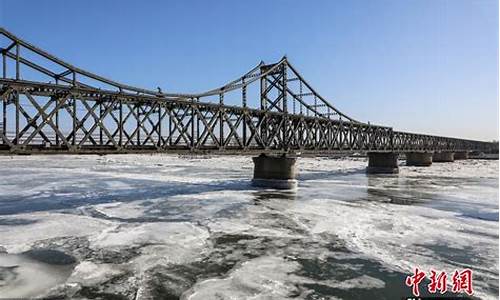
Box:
[1,0,498,141]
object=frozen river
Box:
[0,154,498,299]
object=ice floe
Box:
[0,252,74,298]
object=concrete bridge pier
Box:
[405,152,433,166]
[454,151,469,160]
[252,154,298,189]
[366,152,399,174]
[432,151,454,162]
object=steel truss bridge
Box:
[0,28,495,155]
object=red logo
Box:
[405,267,474,297]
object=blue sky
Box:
[1,0,498,141]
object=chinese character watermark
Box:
[405,267,474,297]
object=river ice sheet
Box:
[0,154,497,299]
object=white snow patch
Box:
[0,213,113,253]
[90,222,208,249]
[90,222,210,270]
[67,261,125,286]
[182,256,301,300]
[0,253,72,298]
[93,201,149,219]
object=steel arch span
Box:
[0,28,495,155]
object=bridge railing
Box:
[392,131,493,152]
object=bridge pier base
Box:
[454,151,469,160]
[252,154,298,189]
[366,152,399,174]
[433,152,454,162]
[405,152,433,166]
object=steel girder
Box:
[0,27,495,155]
[0,80,493,154]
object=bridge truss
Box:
[0,28,494,155]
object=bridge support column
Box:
[454,151,469,160]
[405,152,433,167]
[433,151,454,162]
[366,152,399,174]
[252,154,298,189]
